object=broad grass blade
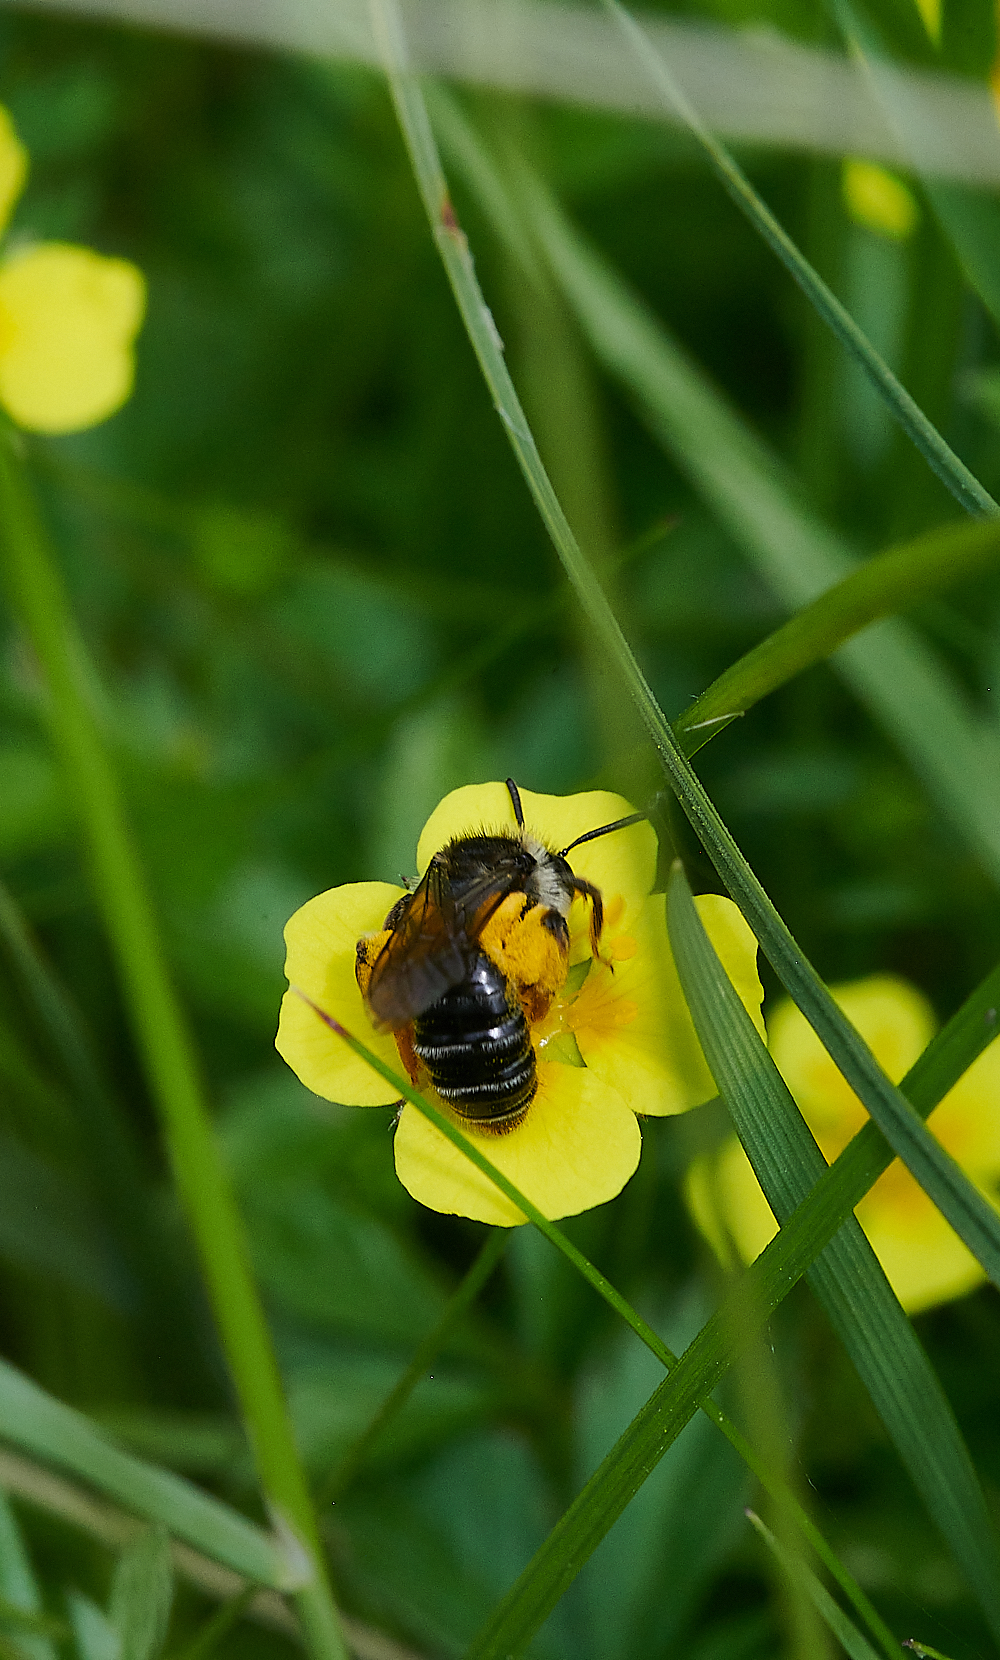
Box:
[675,519,1000,755]
[0,1359,294,1588]
[109,1528,173,1660]
[0,1489,56,1660]
[666,865,1000,1642]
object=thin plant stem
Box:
[0,431,348,1660]
[318,1228,508,1506]
[598,0,998,521]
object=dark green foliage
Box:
[0,5,999,1659]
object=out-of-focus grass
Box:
[0,2,999,1658]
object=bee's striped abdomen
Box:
[413,952,536,1132]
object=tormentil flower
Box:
[687,975,1000,1314]
[277,781,765,1226]
[0,106,145,433]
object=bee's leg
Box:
[571,877,611,967]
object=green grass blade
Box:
[109,1528,173,1660]
[0,1358,295,1589]
[430,88,1000,893]
[599,0,997,520]
[675,518,1000,755]
[304,1001,898,1660]
[746,1512,885,1660]
[520,174,1000,892]
[0,434,347,1660]
[0,1489,57,1660]
[666,865,1000,1641]
[363,26,1000,1644]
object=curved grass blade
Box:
[363,20,1000,1643]
[746,1512,884,1660]
[430,86,1000,893]
[0,1359,296,1589]
[599,0,997,520]
[374,24,1000,1294]
[666,864,1000,1641]
[675,518,1000,755]
[519,172,1000,892]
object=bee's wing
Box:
[365,860,518,1030]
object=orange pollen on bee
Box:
[479,892,571,1026]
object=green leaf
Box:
[109,1529,173,1660]
[675,518,1000,756]
[0,1359,294,1588]
[746,1512,885,1660]
[67,1593,119,1660]
[666,864,1000,1642]
[0,1489,58,1660]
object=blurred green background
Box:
[1,0,1000,1655]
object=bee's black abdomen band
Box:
[414,952,536,1130]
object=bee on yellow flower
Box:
[277,780,764,1226]
[0,106,144,433]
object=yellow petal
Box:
[414,781,657,927]
[855,1185,986,1315]
[768,975,935,1146]
[276,881,406,1107]
[0,243,145,432]
[392,1062,642,1225]
[0,108,27,237]
[932,1037,1000,1173]
[573,892,764,1116]
[714,1136,779,1262]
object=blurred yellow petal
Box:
[856,1183,987,1315]
[414,781,656,927]
[393,1061,641,1225]
[693,976,1000,1314]
[0,108,27,236]
[276,881,405,1107]
[769,975,935,1145]
[932,1038,1000,1172]
[0,243,145,432]
[714,1135,779,1263]
[569,892,763,1115]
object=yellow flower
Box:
[687,975,1000,1314]
[0,106,145,433]
[276,781,764,1227]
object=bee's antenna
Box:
[505,777,525,830]
[560,812,646,857]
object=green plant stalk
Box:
[599,0,997,521]
[368,0,1000,1293]
[747,1512,883,1660]
[319,1227,508,1504]
[0,435,348,1660]
[297,991,903,1660]
[675,517,1000,754]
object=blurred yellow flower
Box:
[0,106,145,433]
[277,781,764,1226]
[687,975,1000,1314]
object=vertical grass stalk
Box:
[0,432,348,1660]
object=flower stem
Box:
[0,432,348,1660]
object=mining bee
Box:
[355,779,644,1132]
